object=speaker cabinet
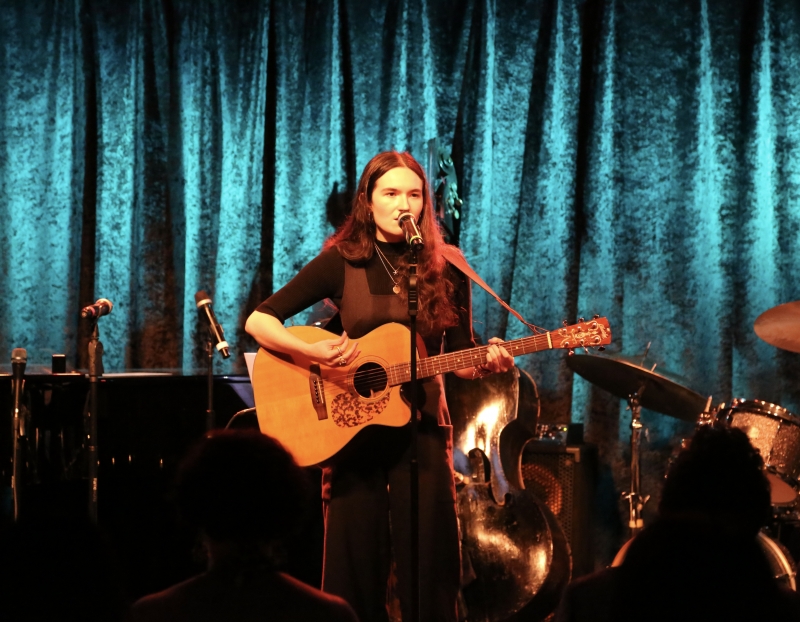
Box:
[520,441,597,578]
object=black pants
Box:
[321,421,460,622]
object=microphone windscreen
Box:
[195,290,211,307]
[11,348,27,364]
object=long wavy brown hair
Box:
[324,151,460,337]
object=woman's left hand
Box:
[483,337,515,374]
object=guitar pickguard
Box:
[330,392,391,428]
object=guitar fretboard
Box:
[386,332,554,385]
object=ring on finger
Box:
[335,346,343,356]
[338,357,346,366]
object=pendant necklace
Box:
[374,243,401,294]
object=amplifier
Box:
[520,439,597,578]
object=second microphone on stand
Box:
[195,290,230,359]
[81,298,113,319]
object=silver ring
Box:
[336,346,343,356]
[338,357,346,367]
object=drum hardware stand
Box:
[623,344,653,534]
[696,396,716,426]
[566,346,709,536]
[87,320,103,523]
[622,389,649,536]
[639,341,651,368]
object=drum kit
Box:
[567,301,800,590]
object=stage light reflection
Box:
[459,400,502,455]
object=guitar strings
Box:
[325,332,557,387]
[320,325,606,390]
[338,323,605,382]
[320,322,607,385]
[365,334,554,377]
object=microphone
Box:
[195,290,230,359]
[398,213,424,250]
[81,298,113,319]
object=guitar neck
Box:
[387,333,554,385]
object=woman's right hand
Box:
[306,331,360,368]
[246,311,359,366]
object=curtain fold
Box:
[177,1,269,368]
[92,0,174,370]
[0,1,85,365]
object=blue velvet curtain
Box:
[3,0,800,560]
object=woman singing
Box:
[245,151,514,622]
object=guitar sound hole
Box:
[353,363,388,398]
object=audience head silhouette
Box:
[659,424,771,538]
[175,429,309,550]
[555,423,800,622]
[128,430,358,622]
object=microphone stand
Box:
[87,320,103,523]
[407,248,420,622]
[206,333,215,431]
[195,290,228,432]
[10,351,26,521]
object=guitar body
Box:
[252,323,425,467]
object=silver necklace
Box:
[374,243,401,294]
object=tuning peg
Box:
[579,317,585,323]
[593,314,600,319]
[598,346,606,352]
[562,319,569,327]
[567,349,575,356]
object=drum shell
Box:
[758,531,798,591]
[720,400,800,502]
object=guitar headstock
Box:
[555,316,612,353]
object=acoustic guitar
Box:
[251,318,611,466]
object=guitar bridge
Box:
[308,364,327,420]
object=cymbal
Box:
[566,354,707,422]
[754,301,800,353]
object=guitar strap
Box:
[440,245,537,332]
[321,247,538,334]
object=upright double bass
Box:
[447,368,571,621]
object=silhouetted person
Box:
[0,514,126,621]
[556,424,800,622]
[127,430,358,622]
